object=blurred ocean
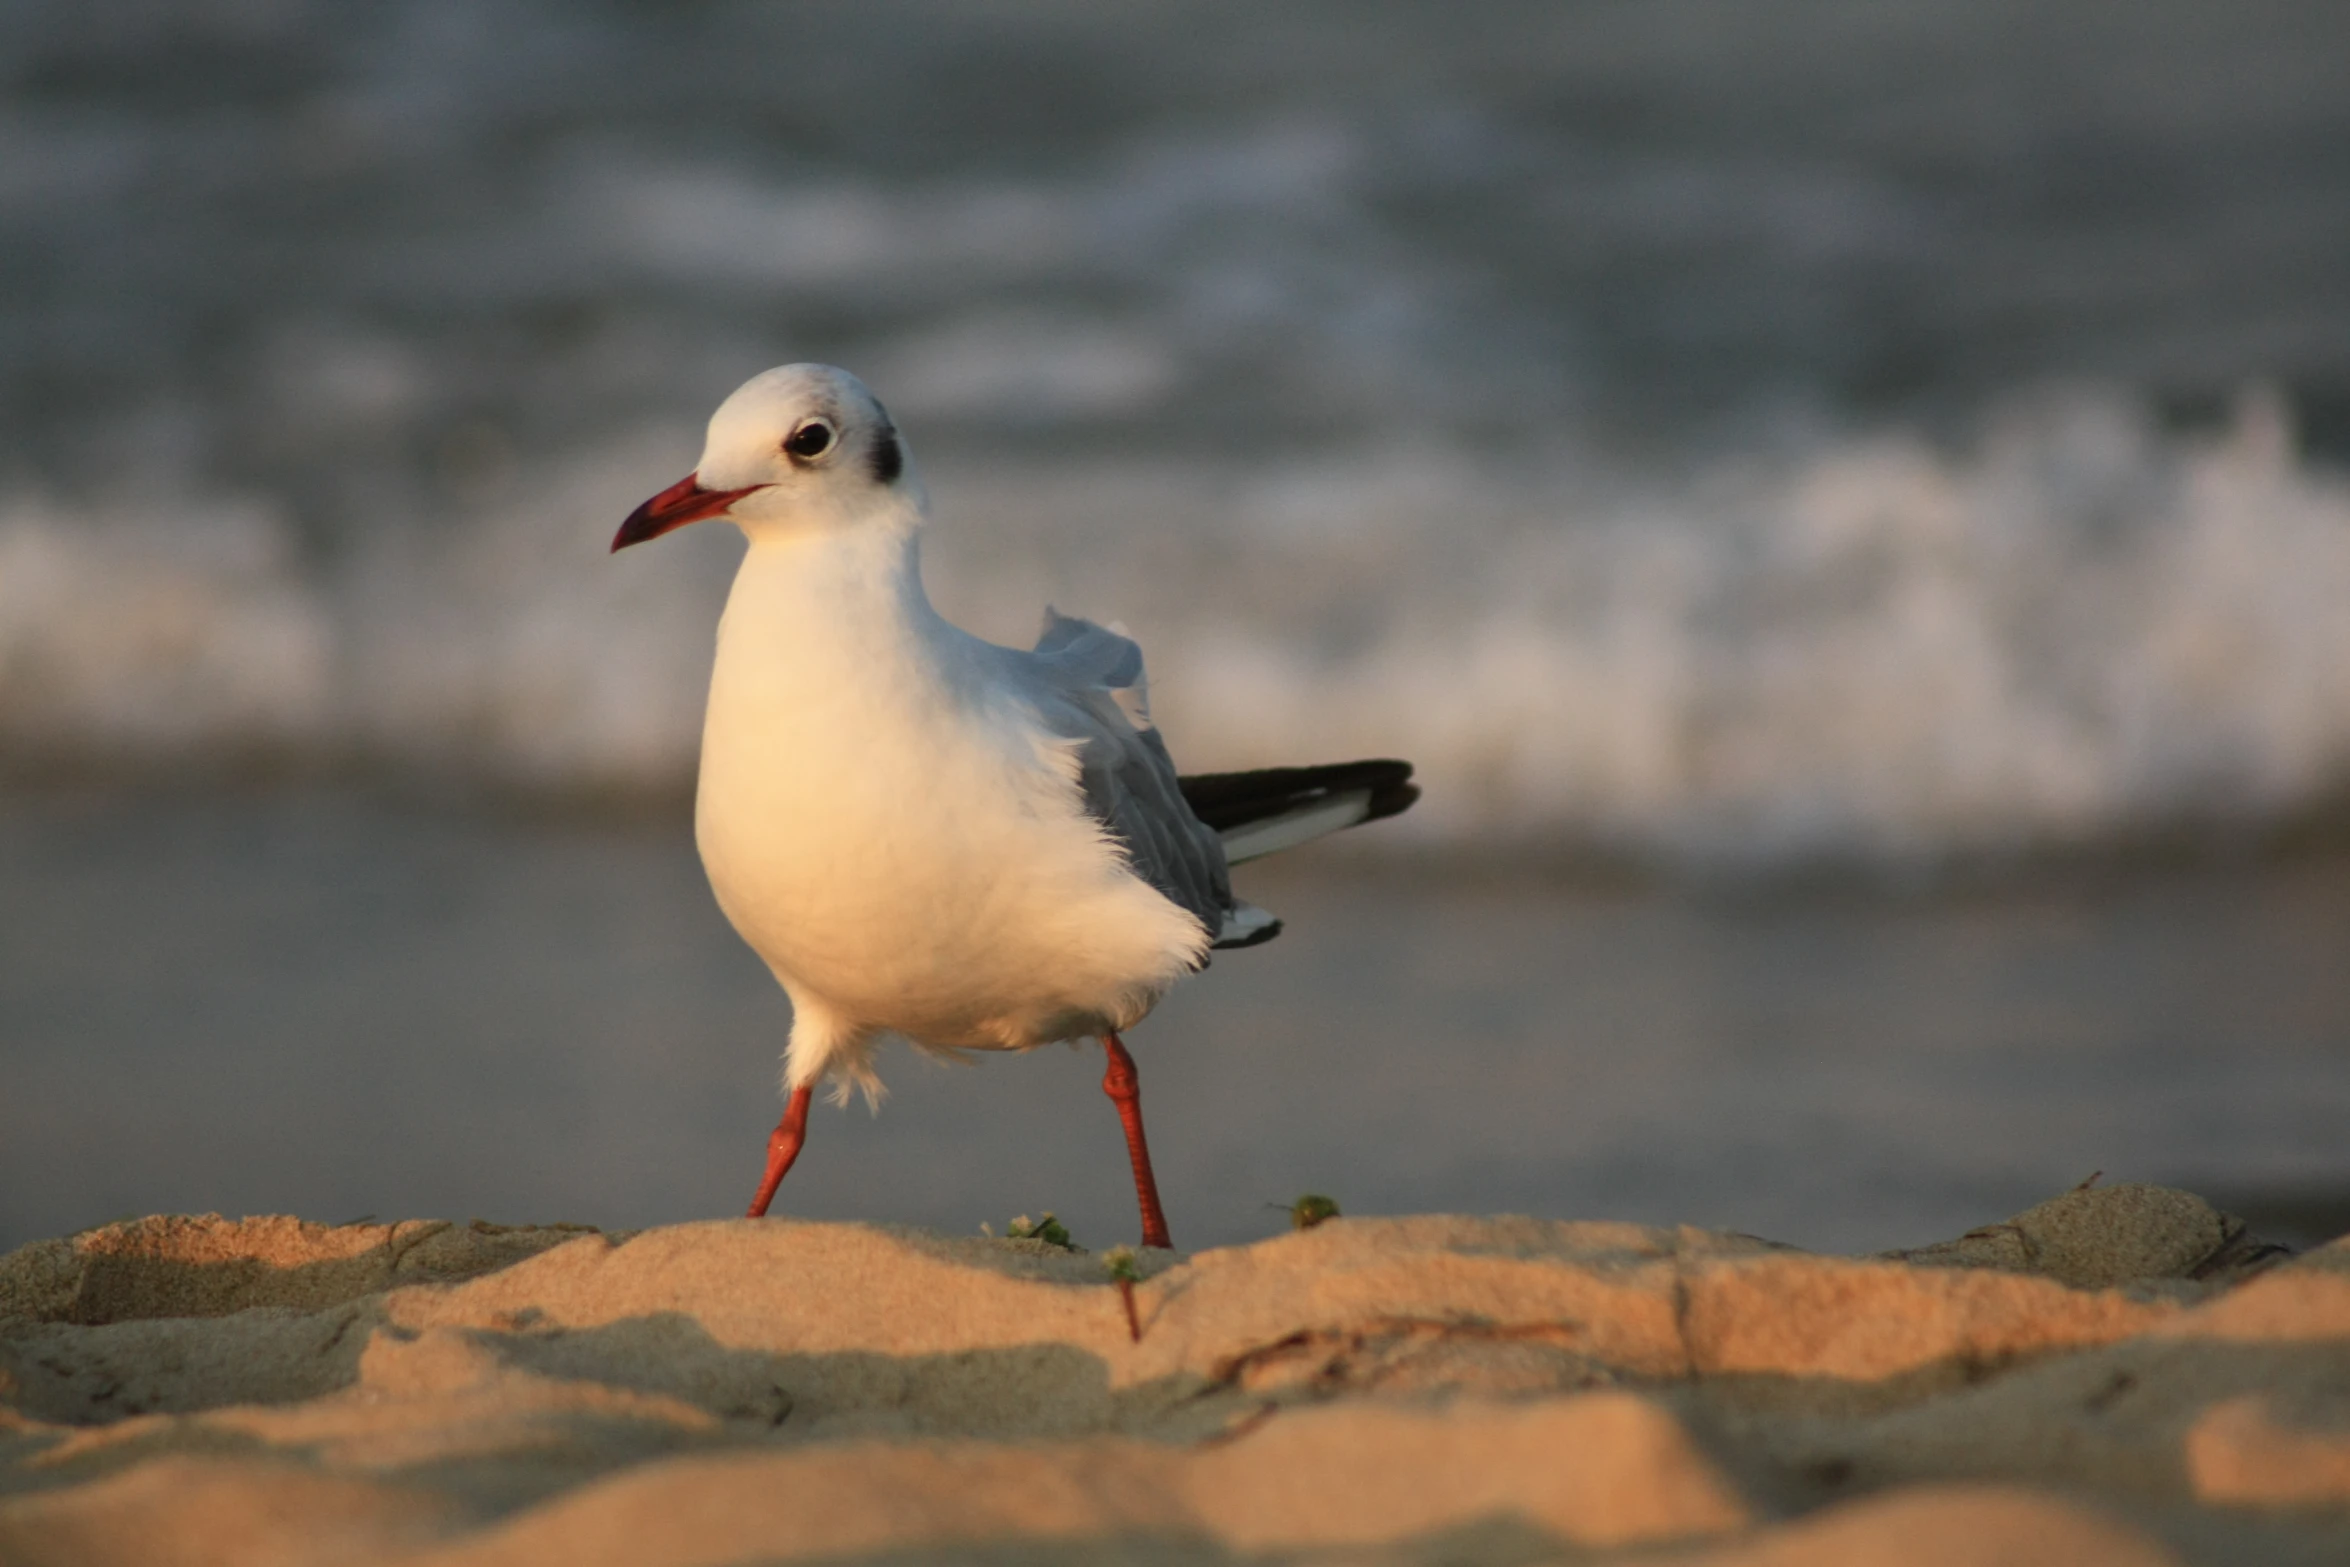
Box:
[3,2,2348,1248]
[6,0,2350,860]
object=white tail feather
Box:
[1216,788,1373,865]
[1216,901,1282,945]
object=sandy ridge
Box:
[3,1184,2346,1565]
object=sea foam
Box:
[4,387,2346,865]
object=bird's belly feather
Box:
[693,670,1199,1049]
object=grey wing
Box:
[1026,610,1235,945]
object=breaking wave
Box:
[7,385,2348,866]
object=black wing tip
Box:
[1362,777,1420,824]
[1176,758,1419,833]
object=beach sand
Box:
[3,1184,2345,1565]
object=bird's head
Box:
[612,364,916,551]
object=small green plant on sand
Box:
[1289,1194,1341,1230]
[1005,1212,1078,1250]
[1103,1245,1142,1341]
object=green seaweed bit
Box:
[1102,1245,1140,1283]
[1006,1212,1078,1250]
[1290,1194,1341,1229]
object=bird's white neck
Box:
[720,516,945,670]
[701,516,994,814]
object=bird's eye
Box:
[784,421,835,461]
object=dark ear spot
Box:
[869,429,903,485]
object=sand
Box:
[2,1183,2345,1565]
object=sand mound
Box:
[2,1184,2344,1565]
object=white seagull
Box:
[613,364,1417,1248]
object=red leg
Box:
[1100,1032,1173,1250]
[746,1084,814,1218]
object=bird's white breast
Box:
[694,532,1204,1051]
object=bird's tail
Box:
[1177,759,1419,865]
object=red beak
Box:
[611,475,765,551]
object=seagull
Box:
[613,364,1417,1249]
